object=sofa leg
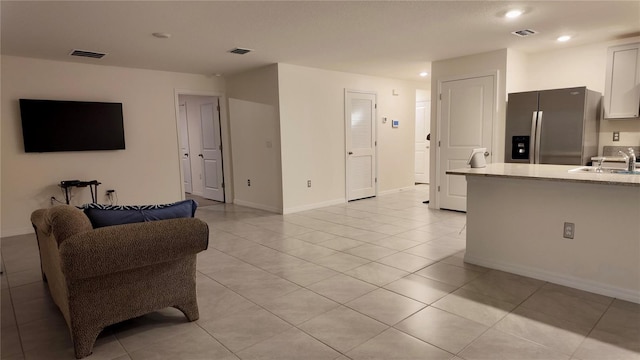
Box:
[174,300,199,322]
[72,327,102,359]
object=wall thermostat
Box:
[392,119,399,128]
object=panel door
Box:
[439,75,495,212]
[346,91,376,201]
[200,100,225,202]
[415,101,431,184]
[178,103,192,194]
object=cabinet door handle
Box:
[198,154,204,158]
[348,151,353,155]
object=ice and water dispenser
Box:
[511,136,530,160]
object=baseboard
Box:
[378,185,417,196]
[283,198,346,214]
[1,226,35,238]
[464,254,640,304]
[233,199,282,214]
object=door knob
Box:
[348,151,353,155]
[184,153,189,157]
[484,152,490,157]
[198,154,204,158]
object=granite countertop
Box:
[446,163,640,187]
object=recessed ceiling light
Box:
[419,72,428,77]
[557,35,572,42]
[505,10,523,18]
[152,32,171,39]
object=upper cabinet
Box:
[604,42,640,119]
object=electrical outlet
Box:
[613,131,620,142]
[247,179,251,187]
[563,222,575,239]
[307,180,312,188]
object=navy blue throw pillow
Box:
[83,199,197,228]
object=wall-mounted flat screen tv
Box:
[19,99,125,153]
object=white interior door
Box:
[438,75,494,211]
[346,91,376,201]
[178,103,192,194]
[415,101,431,184]
[200,100,225,202]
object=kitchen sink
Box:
[569,166,639,174]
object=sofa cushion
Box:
[83,199,197,228]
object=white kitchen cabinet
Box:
[604,42,640,119]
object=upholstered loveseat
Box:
[30,203,209,358]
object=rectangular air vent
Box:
[228,48,252,55]
[511,29,538,37]
[69,49,107,59]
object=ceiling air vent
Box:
[228,48,252,55]
[69,49,107,59]
[511,29,538,37]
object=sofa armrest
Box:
[31,205,93,246]
[59,217,209,280]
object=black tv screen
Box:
[19,99,125,152]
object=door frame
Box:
[344,89,378,201]
[174,89,232,203]
[434,70,499,210]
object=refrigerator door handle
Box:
[534,111,543,164]
[530,111,538,164]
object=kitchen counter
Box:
[447,163,640,303]
[446,163,640,186]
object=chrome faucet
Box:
[618,148,636,172]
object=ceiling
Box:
[1,1,639,82]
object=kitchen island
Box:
[447,163,640,303]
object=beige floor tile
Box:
[260,288,339,325]
[128,326,236,360]
[237,328,341,360]
[195,275,259,323]
[415,262,483,287]
[462,270,544,304]
[307,274,377,304]
[388,229,439,243]
[416,223,461,237]
[346,230,392,243]
[347,328,453,360]
[24,331,126,360]
[238,228,289,244]
[440,252,490,273]
[459,329,570,360]
[6,268,42,288]
[1,291,17,329]
[344,262,408,287]
[520,283,610,329]
[375,252,435,272]
[229,277,301,304]
[298,306,388,353]
[1,325,23,359]
[432,288,517,326]
[207,233,256,253]
[368,236,422,251]
[11,285,61,326]
[313,253,371,272]
[285,243,338,261]
[268,261,339,287]
[113,309,199,353]
[383,274,457,304]
[346,288,426,326]
[574,328,640,360]
[318,237,365,251]
[402,244,460,261]
[394,306,487,354]
[198,308,292,352]
[595,299,640,341]
[494,306,592,356]
[426,236,466,250]
[345,244,398,261]
[262,237,311,252]
[292,231,338,244]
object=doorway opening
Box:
[177,94,226,203]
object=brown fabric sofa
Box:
[31,205,209,359]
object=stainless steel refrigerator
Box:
[505,87,601,165]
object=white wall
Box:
[429,49,508,209]
[226,65,283,212]
[277,64,418,212]
[520,37,640,152]
[1,56,224,236]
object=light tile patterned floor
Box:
[1,186,639,359]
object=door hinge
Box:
[439,93,442,100]
[222,182,225,188]
[219,144,222,151]
[375,141,377,146]
[437,186,440,192]
[375,177,377,183]
[217,105,220,111]
[375,104,377,109]
[438,141,441,147]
